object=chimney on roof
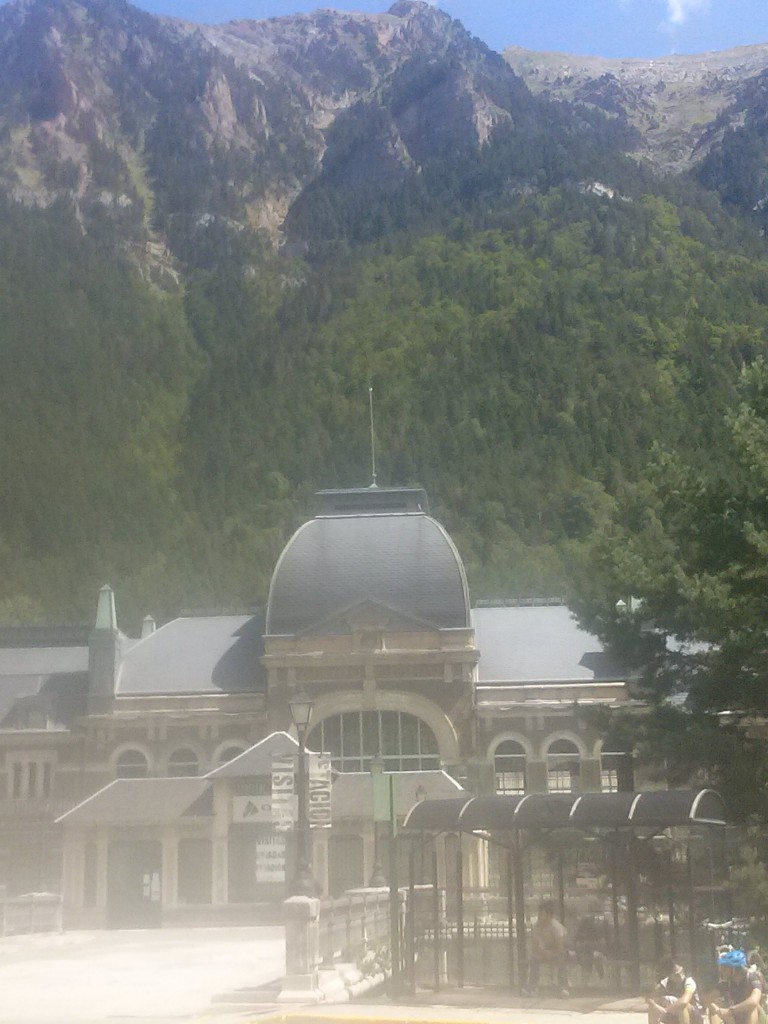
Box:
[95,584,117,630]
[141,615,156,639]
[88,584,121,714]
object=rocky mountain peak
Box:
[504,42,768,172]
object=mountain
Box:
[0,0,641,265]
[503,43,768,171]
[2,0,768,626]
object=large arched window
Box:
[308,711,440,773]
[115,749,149,779]
[546,739,580,793]
[494,740,527,795]
[167,748,199,777]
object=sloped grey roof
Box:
[117,615,265,696]
[267,513,470,635]
[0,647,88,675]
[0,647,89,728]
[472,605,625,682]
[206,731,300,778]
[57,778,212,825]
[330,770,464,818]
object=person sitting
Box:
[709,949,765,1024]
[526,899,570,997]
[647,959,703,1024]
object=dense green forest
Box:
[3,165,768,632]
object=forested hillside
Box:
[3,0,768,630]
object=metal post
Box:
[388,777,401,996]
[627,834,641,992]
[610,836,621,988]
[456,835,464,989]
[288,692,317,897]
[294,730,316,895]
[556,847,566,926]
[514,832,527,992]
[687,841,697,976]
[432,847,441,992]
[506,848,516,988]
[668,850,677,960]
[408,840,416,995]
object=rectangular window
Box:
[42,763,52,797]
[28,763,38,797]
[548,769,574,792]
[496,770,526,795]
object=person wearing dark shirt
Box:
[709,949,765,1024]
[647,959,703,1024]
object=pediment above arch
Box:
[300,598,441,637]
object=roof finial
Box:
[368,385,378,489]
[94,584,117,631]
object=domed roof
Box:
[266,493,470,635]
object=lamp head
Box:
[289,690,314,736]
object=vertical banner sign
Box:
[271,755,295,831]
[308,753,332,828]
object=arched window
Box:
[115,749,149,780]
[546,739,580,793]
[494,740,527,795]
[167,748,199,777]
[217,745,246,766]
[601,749,633,792]
[308,711,440,773]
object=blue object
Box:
[719,950,748,968]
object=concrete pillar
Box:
[279,896,323,1003]
[96,831,109,911]
[161,833,178,910]
[61,837,84,910]
[527,760,547,793]
[211,779,230,905]
[212,838,228,905]
[580,758,602,792]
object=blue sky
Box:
[119,0,768,58]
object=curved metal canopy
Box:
[401,788,726,832]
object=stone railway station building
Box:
[0,486,637,927]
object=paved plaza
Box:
[0,924,650,1024]
[0,925,284,1023]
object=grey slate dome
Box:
[266,488,470,635]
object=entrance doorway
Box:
[107,840,162,928]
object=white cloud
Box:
[665,0,709,26]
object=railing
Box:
[281,887,399,1003]
[0,893,63,935]
[319,888,392,965]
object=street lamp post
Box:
[289,691,318,897]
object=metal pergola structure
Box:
[400,789,728,994]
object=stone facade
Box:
[0,486,636,923]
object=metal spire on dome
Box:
[368,385,378,489]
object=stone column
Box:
[278,895,323,1003]
[161,832,178,912]
[96,830,109,913]
[580,758,602,792]
[527,760,548,793]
